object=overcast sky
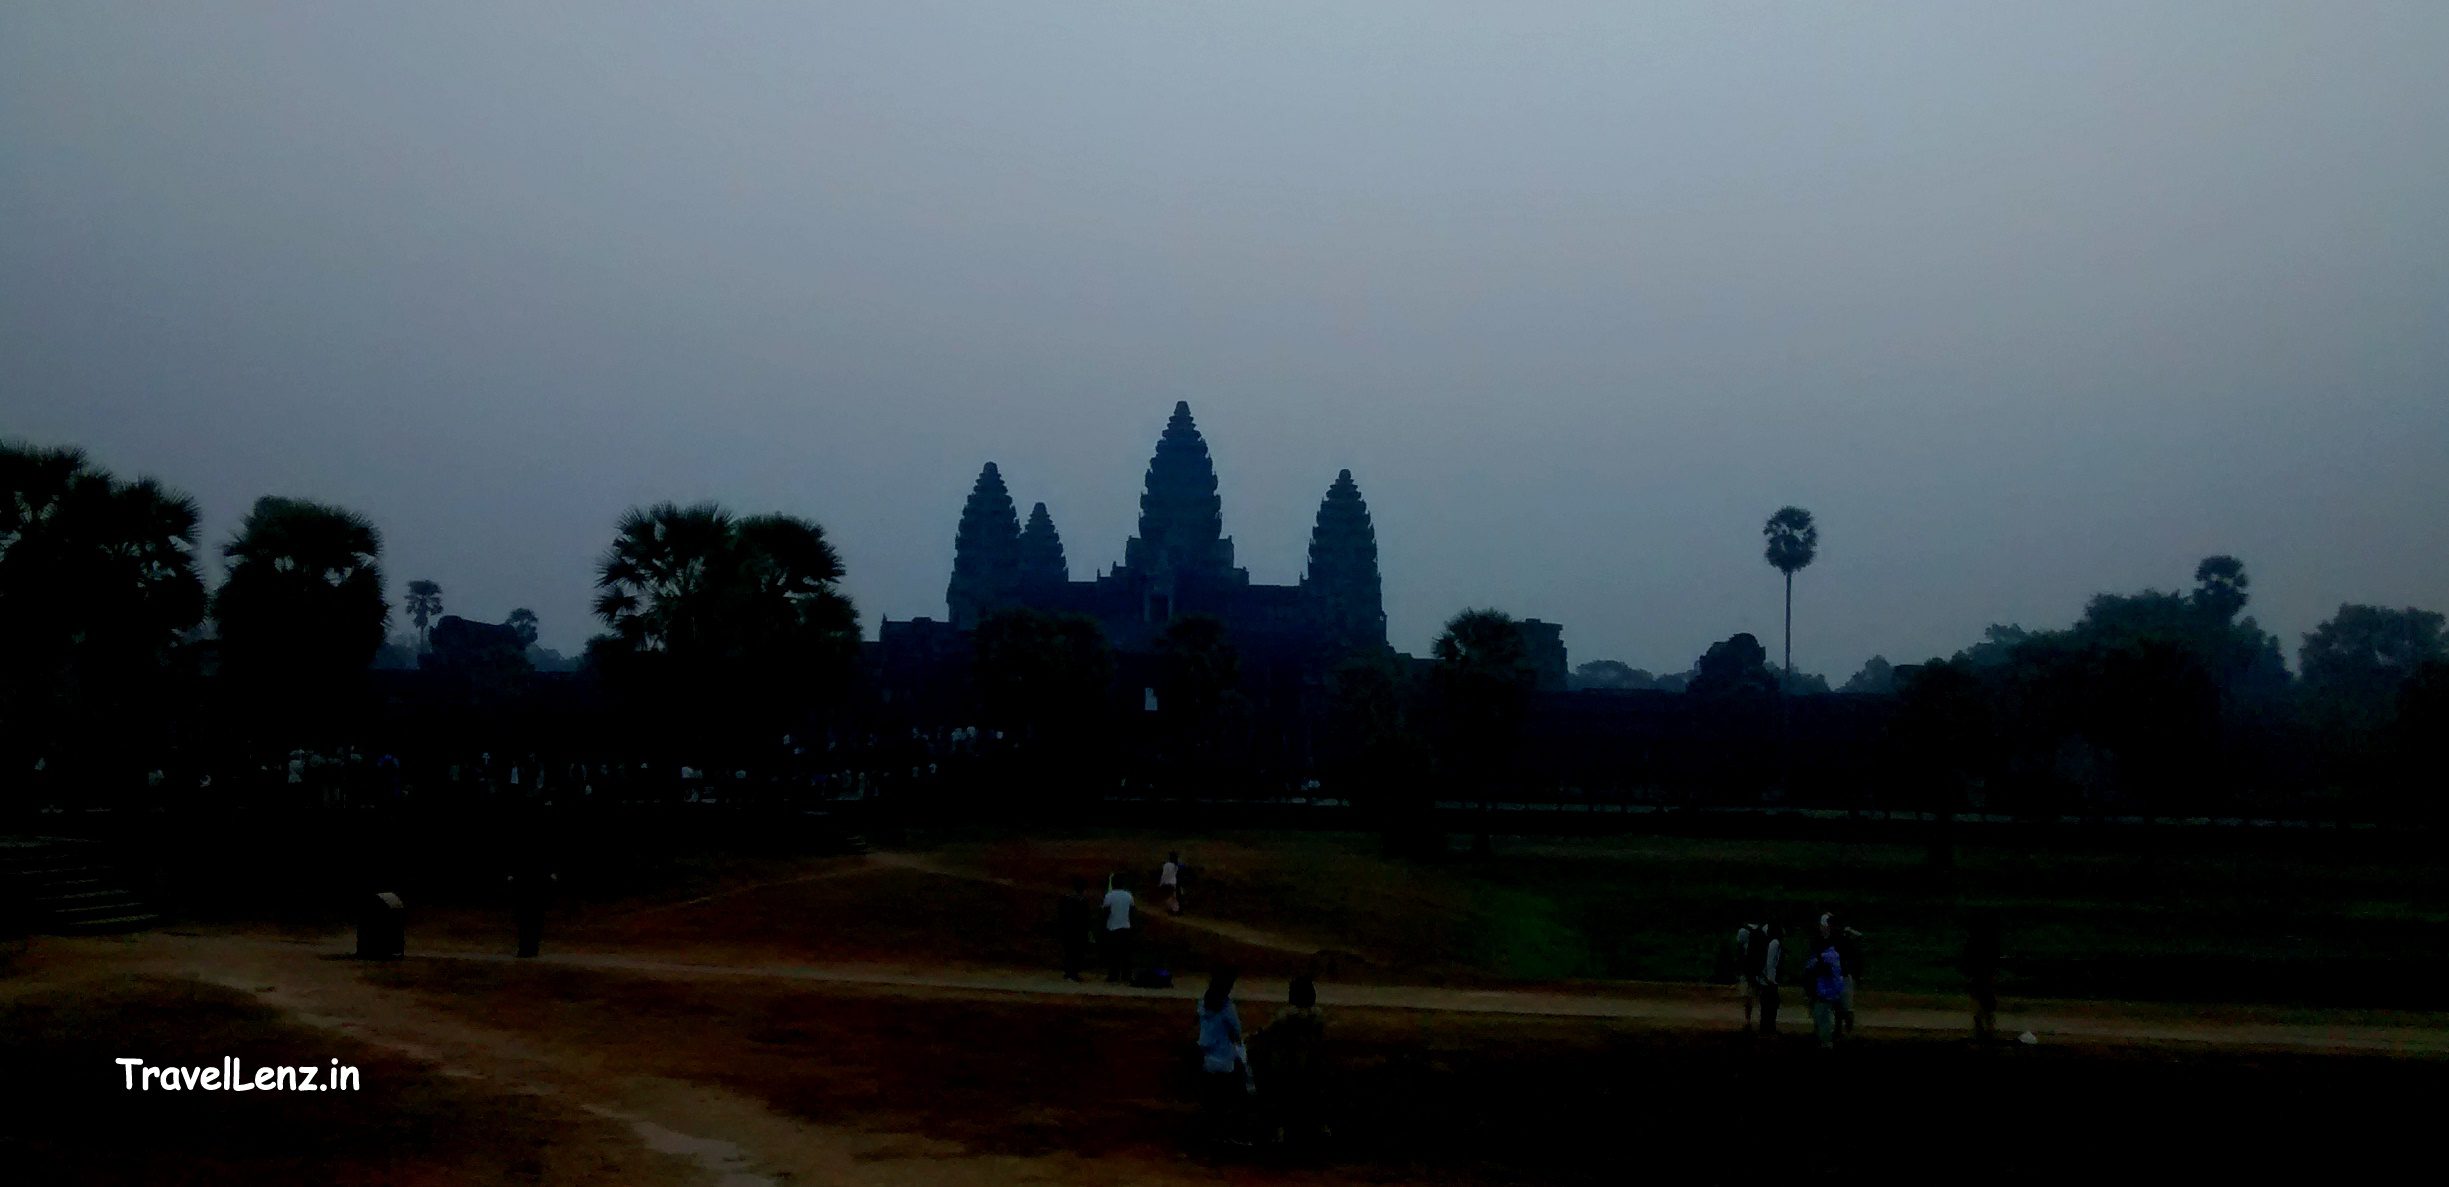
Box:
[5,3,2444,677]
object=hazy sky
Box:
[6,3,2445,677]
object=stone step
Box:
[58,912,161,935]
[57,898,148,919]
[3,839,159,935]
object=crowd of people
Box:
[1729,910,2004,1049]
[1728,914,1865,1048]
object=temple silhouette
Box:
[943,401,1386,661]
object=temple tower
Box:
[1123,402,1237,581]
[1016,501,1069,589]
[1302,469,1387,650]
[947,462,1021,628]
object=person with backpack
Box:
[1101,872,1137,984]
[1258,975,1329,1145]
[1802,929,1845,1050]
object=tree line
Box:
[5,442,2441,821]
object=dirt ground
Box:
[6,841,2444,1184]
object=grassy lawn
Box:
[921,829,2449,1007]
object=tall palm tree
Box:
[591,502,861,767]
[403,580,444,647]
[1761,506,1818,678]
[592,501,736,653]
[211,496,388,734]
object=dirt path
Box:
[870,851,1363,961]
[148,932,2449,1057]
[62,934,1233,1187]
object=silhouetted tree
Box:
[1432,608,1536,853]
[403,579,443,648]
[589,502,859,766]
[0,443,207,794]
[2300,604,2446,723]
[973,609,1113,805]
[1841,655,1896,694]
[2191,555,2249,622]
[1154,615,1243,796]
[2299,604,2446,810]
[211,496,387,745]
[1894,659,1991,869]
[1761,506,1818,677]
[506,607,539,649]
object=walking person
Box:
[1753,923,1784,1035]
[1196,966,1252,1147]
[1258,975,1329,1145]
[1964,909,2002,1045]
[1057,879,1095,982]
[1802,928,1845,1050]
[1160,850,1184,915]
[1101,873,1137,983]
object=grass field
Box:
[536,827,2449,1003]
[6,826,2445,1184]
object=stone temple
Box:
[941,401,1386,666]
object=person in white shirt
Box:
[1101,874,1136,983]
[1753,923,1785,1035]
[1160,851,1182,915]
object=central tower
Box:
[1122,401,1238,580]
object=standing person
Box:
[1101,874,1136,983]
[1057,879,1095,982]
[1196,967,1252,1147]
[1753,923,1784,1035]
[1730,922,1765,1030]
[1832,917,1865,1036]
[1160,851,1183,916]
[1258,975,1328,1145]
[507,864,555,958]
[1963,910,2002,1044]
[1802,929,1845,1050]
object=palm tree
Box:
[591,502,861,768]
[505,607,539,649]
[211,496,388,737]
[1761,506,1818,678]
[592,501,736,653]
[2,443,207,788]
[403,580,444,647]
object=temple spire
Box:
[947,462,1021,627]
[1124,401,1235,578]
[1303,468,1386,650]
[1017,501,1068,588]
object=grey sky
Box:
[5,3,2444,678]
